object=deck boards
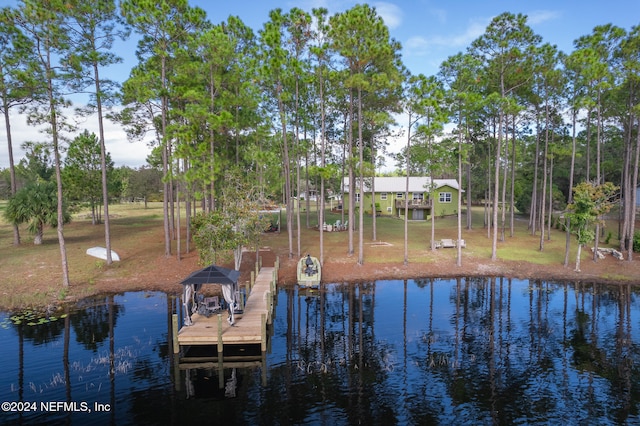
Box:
[177,267,275,349]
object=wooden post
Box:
[261,312,267,352]
[217,313,224,388]
[172,314,181,391]
[250,270,255,292]
[259,255,262,270]
[172,314,179,354]
[217,314,223,356]
[263,291,268,319]
[265,290,272,324]
[274,256,279,295]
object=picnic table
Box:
[435,239,466,249]
[441,239,456,248]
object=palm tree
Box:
[4,181,70,244]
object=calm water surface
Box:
[1,278,639,425]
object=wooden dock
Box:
[172,264,277,363]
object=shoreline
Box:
[2,211,639,311]
[30,250,639,313]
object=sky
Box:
[1,0,639,171]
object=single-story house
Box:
[342,176,461,220]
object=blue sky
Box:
[188,0,639,79]
[2,0,639,170]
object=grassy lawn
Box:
[258,205,609,274]
[0,201,166,307]
[0,200,635,309]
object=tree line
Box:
[0,133,164,237]
[1,1,638,287]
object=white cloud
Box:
[407,10,558,57]
[527,10,561,25]
[0,113,45,169]
[405,36,429,53]
[405,19,487,56]
[0,109,152,170]
[374,2,403,29]
[69,108,154,168]
[102,126,154,168]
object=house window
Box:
[355,193,360,203]
[439,192,452,203]
[412,193,424,205]
[380,192,387,200]
[396,193,404,199]
[387,206,392,212]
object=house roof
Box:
[343,177,460,193]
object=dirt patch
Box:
[52,236,640,304]
[274,246,640,287]
[2,209,639,310]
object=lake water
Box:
[1,278,639,425]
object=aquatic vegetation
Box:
[1,309,67,328]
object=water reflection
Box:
[0,292,174,426]
[1,280,639,425]
[260,279,640,425]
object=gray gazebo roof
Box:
[180,264,240,286]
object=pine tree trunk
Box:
[357,86,364,265]
[94,62,112,264]
[1,93,20,245]
[575,243,582,272]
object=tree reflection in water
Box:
[242,279,640,425]
[1,282,639,425]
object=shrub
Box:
[634,231,640,253]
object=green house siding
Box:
[376,192,394,215]
[343,184,459,220]
[360,192,395,215]
[344,193,389,215]
[432,185,458,218]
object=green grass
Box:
[0,201,169,308]
[0,199,635,310]
[289,204,629,268]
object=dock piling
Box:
[172,314,179,354]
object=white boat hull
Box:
[86,246,120,261]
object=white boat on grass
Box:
[86,246,120,261]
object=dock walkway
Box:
[173,265,277,362]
